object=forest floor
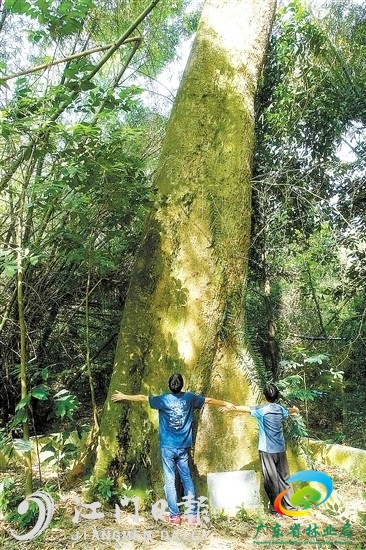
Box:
[0,463,365,550]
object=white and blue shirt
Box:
[148,392,205,448]
[250,403,289,453]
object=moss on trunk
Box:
[92,0,277,496]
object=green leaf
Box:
[57,0,73,15]
[35,0,52,10]
[63,443,78,453]
[13,439,33,453]
[28,29,48,43]
[40,443,57,453]
[54,392,78,420]
[41,456,57,466]
[79,80,96,91]
[55,401,67,418]
[53,389,69,398]
[40,368,49,381]
[0,477,15,492]
[15,395,30,411]
[4,263,17,277]
[63,65,80,79]
[31,385,49,400]
[10,410,27,428]
[4,0,32,15]
[304,354,329,365]
[61,430,70,441]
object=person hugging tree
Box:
[221,382,299,516]
[112,372,234,524]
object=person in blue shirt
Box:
[112,373,234,524]
[221,382,299,515]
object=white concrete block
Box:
[207,470,260,516]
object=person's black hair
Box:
[263,382,279,403]
[169,373,184,394]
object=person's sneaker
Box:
[182,514,199,525]
[164,514,181,525]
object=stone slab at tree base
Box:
[207,470,260,516]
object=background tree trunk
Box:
[92,0,277,493]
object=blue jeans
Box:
[161,447,196,517]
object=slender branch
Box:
[0,36,141,83]
[0,10,7,33]
[324,295,352,330]
[0,287,17,333]
[87,0,160,82]
[289,333,344,341]
[59,31,86,87]
[305,263,327,337]
[85,265,99,431]
[17,154,37,496]
[91,38,142,121]
[68,331,118,388]
[0,149,32,193]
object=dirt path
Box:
[0,464,365,549]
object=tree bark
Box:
[92,0,277,492]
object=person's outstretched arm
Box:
[219,404,251,413]
[205,397,235,409]
[112,391,148,403]
[234,405,251,413]
[221,404,300,414]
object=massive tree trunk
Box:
[92,0,277,492]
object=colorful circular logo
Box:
[273,469,333,517]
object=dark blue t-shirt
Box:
[250,403,289,453]
[148,392,205,448]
